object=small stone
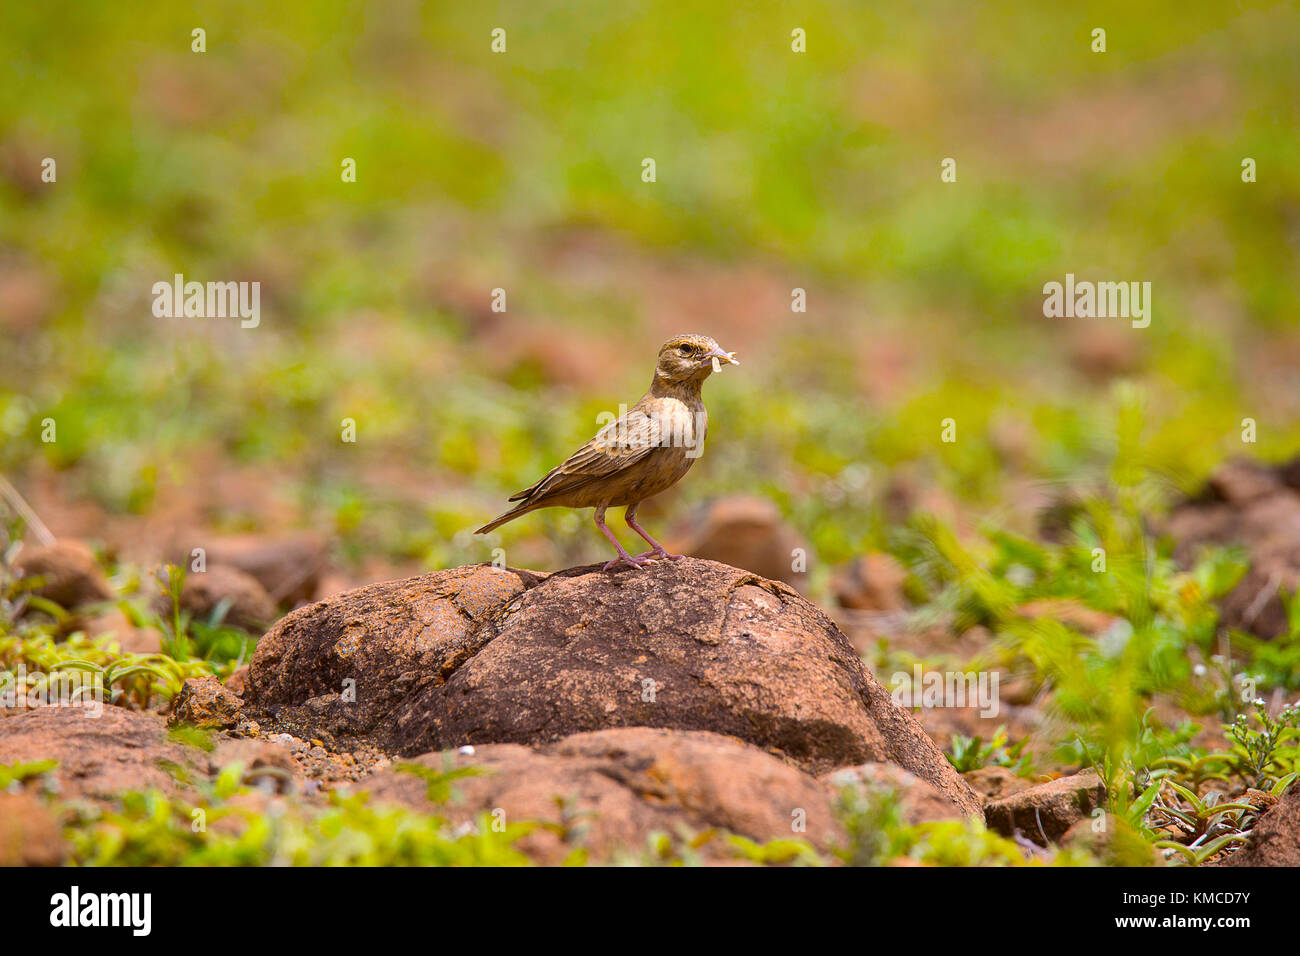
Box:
[672,498,809,586]
[963,766,1033,802]
[224,665,250,697]
[831,553,907,611]
[153,565,278,633]
[169,676,243,730]
[14,540,113,610]
[985,771,1106,846]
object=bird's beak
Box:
[704,346,739,372]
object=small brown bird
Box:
[476,333,739,570]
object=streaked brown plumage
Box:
[476,334,738,569]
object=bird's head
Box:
[653,334,739,387]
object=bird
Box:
[476,333,739,570]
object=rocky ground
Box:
[2,456,1299,865]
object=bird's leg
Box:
[595,506,651,571]
[625,504,684,561]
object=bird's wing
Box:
[509,409,664,502]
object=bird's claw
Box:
[603,553,653,571]
[632,549,684,562]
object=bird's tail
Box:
[474,501,536,535]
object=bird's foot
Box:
[603,552,654,571]
[633,549,685,562]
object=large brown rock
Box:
[244,559,981,815]
[14,540,112,610]
[366,727,842,863]
[1223,785,1300,867]
[245,564,544,738]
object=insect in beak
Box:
[704,347,739,373]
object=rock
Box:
[0,706,210,802]
[267,733,307,753]
[963,765,1033,802]
[0,260,55,335]
[1165,459,1300,639]
[883,467,961,528]
[14,540,112,610]
[0,142,49,200]
[155,564,278,632]
[245,559,981,816]
[1278,456,1300,491]
[824,762,968,824]
[364,727,841,863]
[0,792,66,866]
[1206,458,1284,504]
[224,664,250,696]
[84,609,163,655]
[1223,784,1300,867]
[208,737,299,793]
[1067,323,1143,382]
[170,676,243,729]
[169,533,330,607]
[246,564,544,739]
[985,771,1106,846]
[0,705,311,811]
[831,553,907,611]
[673,496,807,586]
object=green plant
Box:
[65,788,538,866]
[154,564,189,661]
[1226,699,1300,789]
[392,757,486,804]
[727,834,823,866]
[1148,780,1258,854]
[946,726,1032,775]
[0,759,58,789]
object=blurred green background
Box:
[3,0,1299,580]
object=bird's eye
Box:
[678,344,692,355]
